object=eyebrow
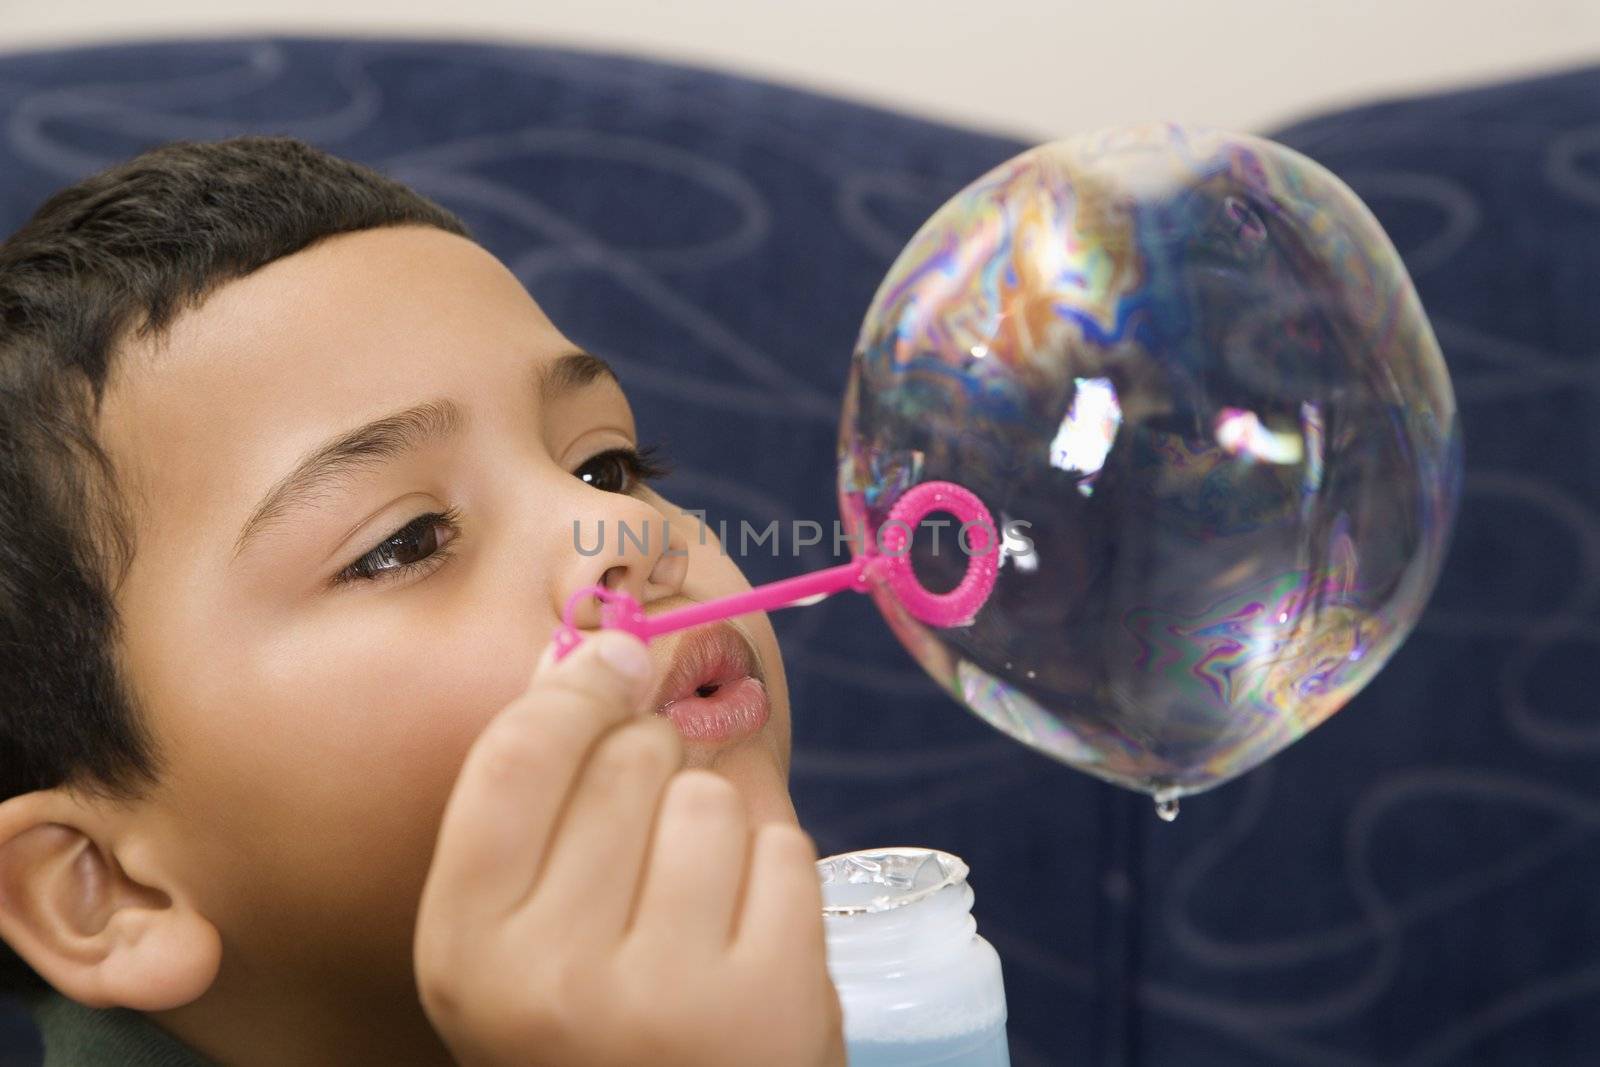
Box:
[230,349,618,562]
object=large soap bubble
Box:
[838,123,1462,803]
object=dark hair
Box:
[0,136,472,995]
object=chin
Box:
[686,734,798,827]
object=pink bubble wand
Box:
[552,480,1000,659]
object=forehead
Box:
[94,225,572,574]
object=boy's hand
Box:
[413,630,845,1067]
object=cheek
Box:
[252,615,537,821]
[163,607,545,928]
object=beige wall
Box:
[2,0,1598,138]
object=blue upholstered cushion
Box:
[1,36,1597,1066]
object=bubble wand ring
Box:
[550,480,998,660]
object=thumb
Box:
[532,629,656,714]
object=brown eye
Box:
[334,508,462,586]
[575,451,634,493]
[574,445,672,494]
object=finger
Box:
[628,770,750,951]
[522,713,683,939]
[420,630,658,923]
[732,823,827,966]
[731,825,840,1062]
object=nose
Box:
[554,485,691,632]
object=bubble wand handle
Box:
[637,559,880,638]
[550,480,998,661]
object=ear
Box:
[0,788,220,1011]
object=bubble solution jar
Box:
[817,848,1010,1066]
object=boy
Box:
[0,136,845,1065]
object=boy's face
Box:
[94,225,794,1004]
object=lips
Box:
[647,622,770,746]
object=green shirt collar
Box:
[26,990,215,1067]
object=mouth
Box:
[648,621,771,746]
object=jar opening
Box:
[816,847,969,916]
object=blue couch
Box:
[1,36,1597,1067]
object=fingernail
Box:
[596,634,652,680]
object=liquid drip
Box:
[1154,795,1181,822]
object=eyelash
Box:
[330,443,673,587]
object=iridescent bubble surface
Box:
[838,123,1462,799]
